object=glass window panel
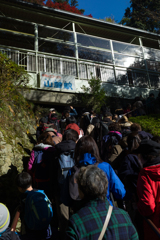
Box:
[0,31,34,50]
[62,61,77,76]
[78,47,112,64]
[0,18,34,34]
[146,60,160,72]
[133,72,148,88]
[149,74,160,88]
[77,34,111,50]
[114,53,145,69]
[100,67,115,82]
[116,70,129,85]
[87,65,96,79]
[144,47,160,61]
[79,63,87,79]
[38,26,74,42]
[39,40,75,57]
[113,41,143,57]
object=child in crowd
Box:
[15,172,53,240]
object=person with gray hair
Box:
[66,165,139,240]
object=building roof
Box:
[0,0,160,44]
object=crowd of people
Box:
[1,102,160,240]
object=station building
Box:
[0,0,160,104]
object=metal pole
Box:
[72,22,79,79]
[139,37,151,88]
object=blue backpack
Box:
[58,150,75,185]
[24,190,53,230]
[57,150,75,201]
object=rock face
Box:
[0,106,37,220]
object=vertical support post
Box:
[139,37,151,88]
[72,22,79,79]
[110,40,117,84]
[34,24,38,74]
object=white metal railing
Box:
[0,46,160,89]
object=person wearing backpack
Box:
[51,129,79,238]
[36,117,48,141]
[66,165,139,240]
[48,113,60,133]
[65,116,84,139]
[102,123,123,163]
[15,172,53,240]
[27,132,55,199]
[65,135,126,213]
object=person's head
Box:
[45,128,57,138]
[65,123,80,135]
[39,117,47,126]
[130,123,142,132]
[76,165,108,201]
[108,122,121,132]
[104,112,113,120]
[0,203,10,233]
[90,109,96,116]
[127,132,141,152]
[113,114,119,121]
[136,139,160,162]
[66,116,76,125]
[63,129,79,142]
[92,117,100,125]
[37,132,55,146]
[118,115,128,124]
[63,110,70,118]
[49,108,56,114]
[50,113,58,119]
[16,172,32,192]
[74,135,102,165]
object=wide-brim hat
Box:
[0,203,10,233]
[45,128,57,134]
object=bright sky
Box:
[78,0,130,22]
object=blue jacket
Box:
[74,153,126,205]
[70,108,78,116]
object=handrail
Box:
[144,217,160,238]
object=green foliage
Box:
[101,15,117,23]
[0,52,29,104]
[129,114,160,136]
[120,0,160,33]
[81,76,106,112]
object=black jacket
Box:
[0,228,20,240]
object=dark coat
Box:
[0,228,20,240]
[118,154,142,193]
